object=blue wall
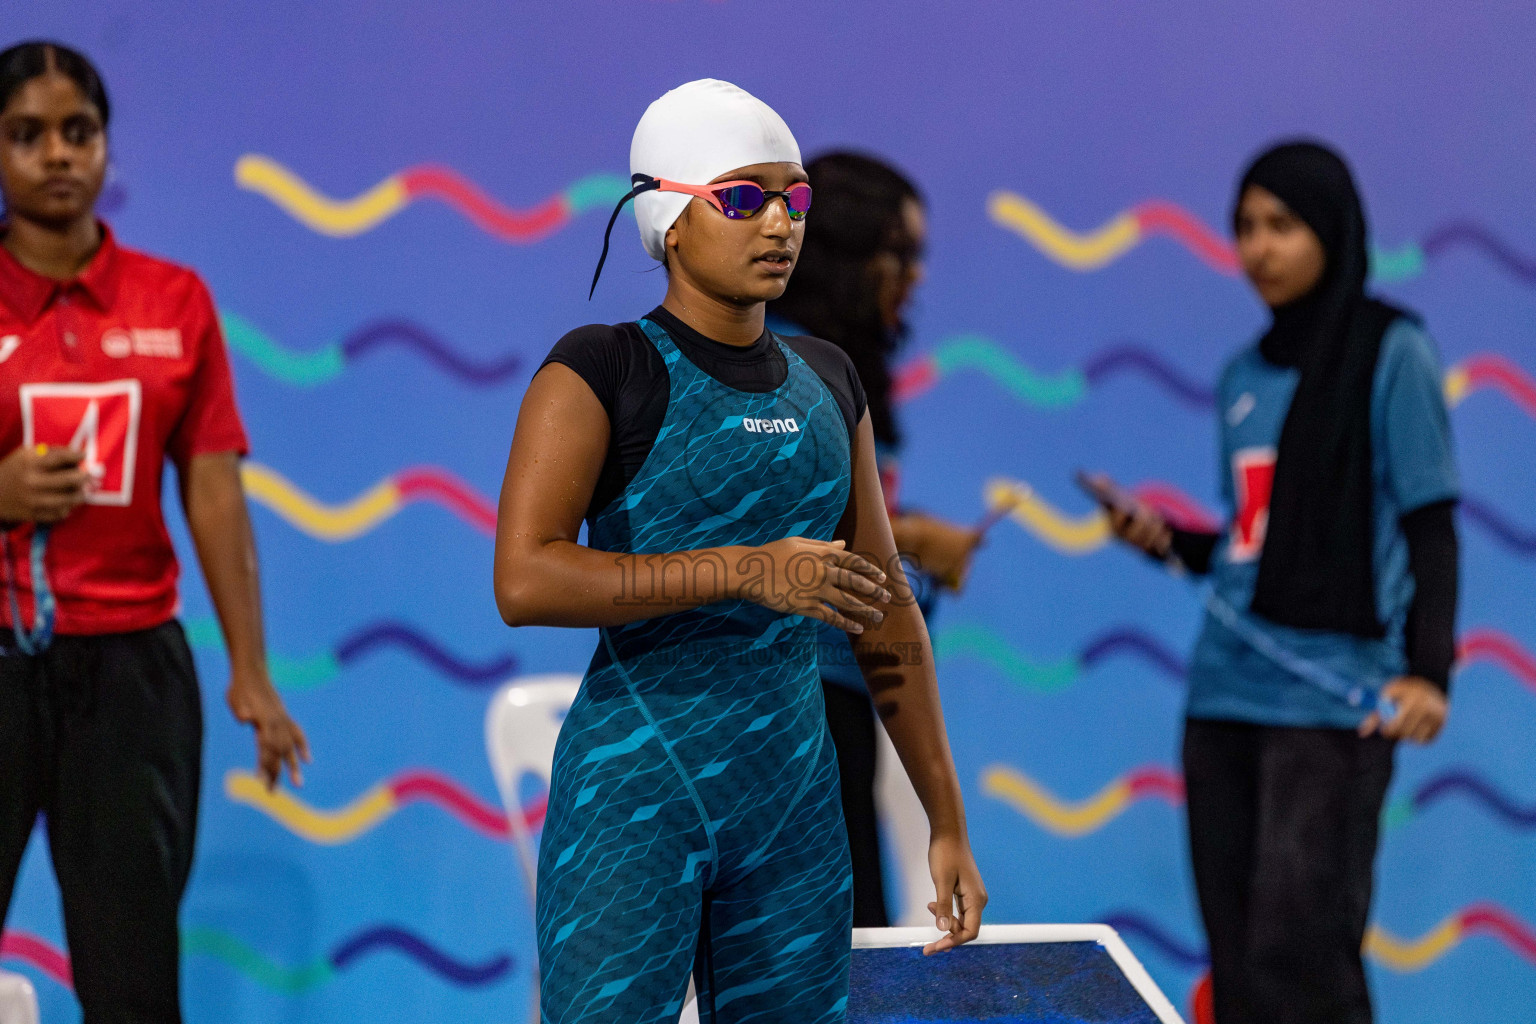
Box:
[6,3,1534,1021]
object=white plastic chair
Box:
[874,719,938,926]
[0,970,38,1024]
[485,674,700,1024]
[485,674,581,902]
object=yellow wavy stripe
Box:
[987,191,1142,270]
[241,463,402,542]
[986,478,1109,554]
[225,770,396,845]
[983,765,1132,837]
[1443,366,1471,407]
[235,155,409,237]
[1365,915,1463,972]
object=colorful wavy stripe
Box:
[942,622,1536,702]
[895,340,1535,425]
[987,193,1240,274]
[1462,496,1536,556]
[184,618,515,691]
[235,155,626,241]
[3,926,511,993]
[981,763,1183,837]
[0,931,72,989]
[1459,628,1536,692]
[1385,769,1536,831]
[988,190,1536,286]
[1106,904,1536,974]
[225,769,544,845]
[984,477,1212,553]
[241,463,495,541]
[221,313,523,388]
[985,476,1536,560]
[935,624,1186,691]
[1443,354,1536,418]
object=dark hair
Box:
[769,151,922,448]
[0,41,110,126]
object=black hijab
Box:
[1238,141,1414,638]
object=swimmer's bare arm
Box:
[494,363,889,630]
[837,410,987,953]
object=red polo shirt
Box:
[0,224,249,635]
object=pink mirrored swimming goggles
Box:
[591,174,813,297]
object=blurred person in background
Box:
[1098,141,1458,1024]
[0,40,309,1024]
[769,151,983,927]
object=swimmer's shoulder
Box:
[539,322,661,414]
[772,330,868,436]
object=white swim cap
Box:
[630,79,802,261]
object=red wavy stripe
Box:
[1126,766,1186,803]
[1461,354,1536,418]
[388,771,547,838]
[1132,202,1241,275]
[1132,482,1221,531]
[1457,629,1536,690]
[395,468,497,535]
[1,931,73,989]
[398,166,571,243]
[892,357,939,403]
[1460,903,1536,964]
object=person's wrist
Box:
[228,660,274,691]
[721,545,751,602]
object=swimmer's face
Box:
[0,71,107,229]
[1235,185,1326,309]
[664,161,808,307]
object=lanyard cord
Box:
[2,526,55,656]
[1164,551,1397,722]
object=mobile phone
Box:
[1073,470,1141,518]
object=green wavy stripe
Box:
[1370,243,1426,284]
[933,624,1081,691]
[182,617,340,691]
[564,173,633,215]
[181,926,334,993]
[932,337,1088,409]
[221,313,346,387]
[1381,797,1416,832]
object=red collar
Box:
[0,222,121,324]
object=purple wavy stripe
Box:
[1081,346,1215,409]
[1080,629,1188,681]
[340,320,523,384]
[1461,497,1536,557]
[1414,770,1536,827]
[1101,913,1208,970]
[335,622,516,685]
[1423,223,1536,285]
[328,926,512,986]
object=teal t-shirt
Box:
[1185,319,1459,728]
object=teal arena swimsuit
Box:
[536,317,856,1023]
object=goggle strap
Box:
[589,174,662,300]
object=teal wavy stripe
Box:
[181,926,335,994]
[184,618,340,691]
[934,624,1081,691]
[221,313,346,387]
[564,173,633,215]
[932,336,1088,409]
[1370,243,1426,284]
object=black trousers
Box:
[820,679,889,928]
[0,621,202,1024]
[1182,717,1395,1024]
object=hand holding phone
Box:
[1074,470,1172,559]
